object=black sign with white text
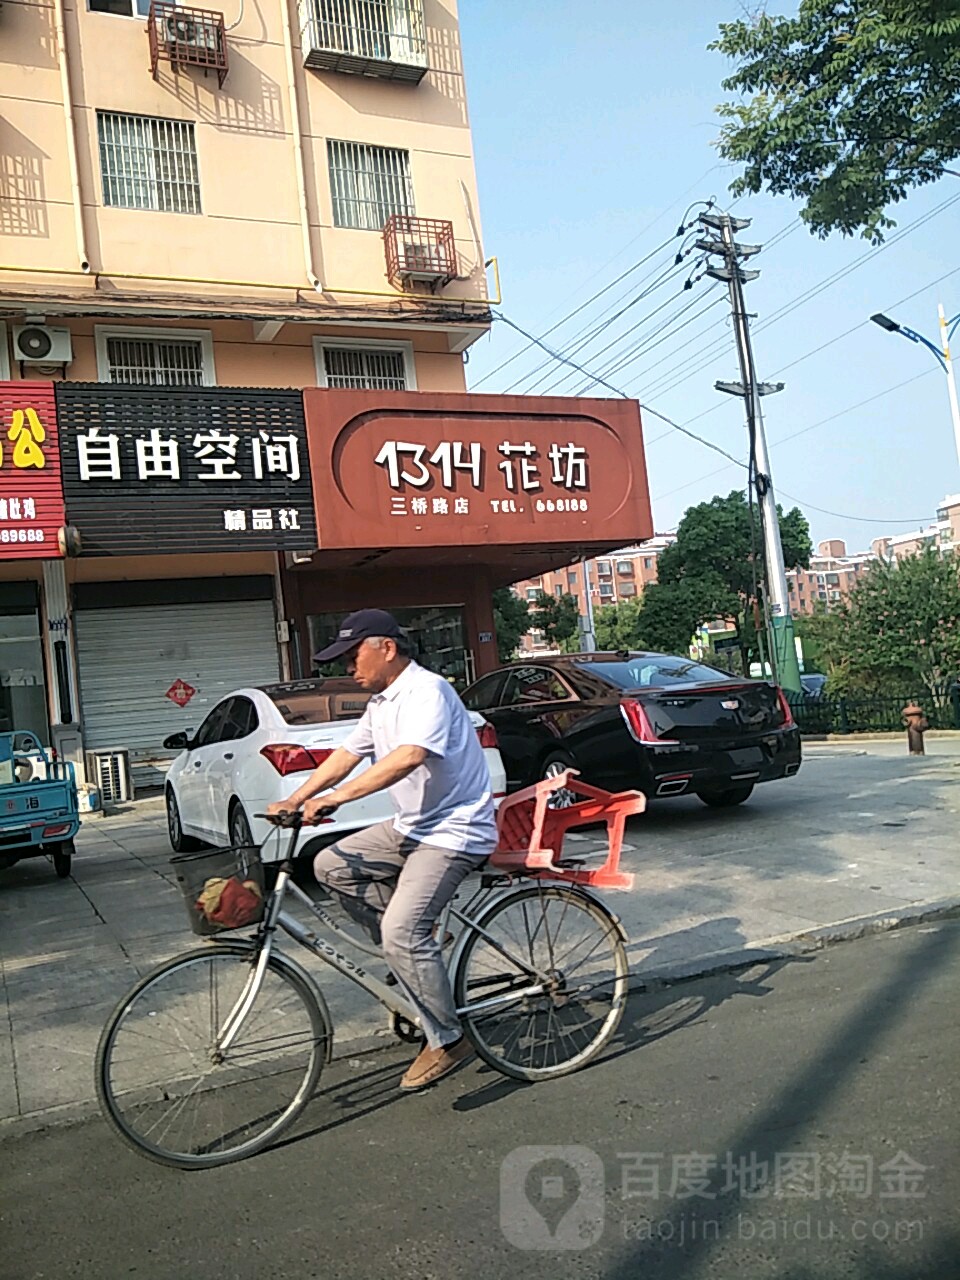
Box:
[56,385,317,556]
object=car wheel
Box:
[229,802,255,848]
[166,788,201,853]
[540,752,578,809]
[695,784,755,808]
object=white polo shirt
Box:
[343,661,498,857]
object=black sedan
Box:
[462,652,801,807]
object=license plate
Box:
[729,747,763,768]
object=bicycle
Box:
[95,770,643,1170]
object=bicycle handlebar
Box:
[256,806,338,830]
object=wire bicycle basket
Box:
[171,844,266,937]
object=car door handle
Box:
[223,753,234,761]
[193,760,203,768]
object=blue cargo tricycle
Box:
[0,732,80,879]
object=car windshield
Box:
[573,657,734,690]
[260,680,371,725]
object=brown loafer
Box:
[400,1036,472,1091]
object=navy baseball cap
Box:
[313,609,405,663]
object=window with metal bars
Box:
[312,0,423,61]
[320,346,408,390]
[97,112,201,214]
[105,336,206,385]
[327,140,413,231]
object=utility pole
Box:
[936,303,960,471]
[580,556,598,652]
[698,210,803,694]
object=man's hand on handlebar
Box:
[264,796,340,826]
[266,799,299,821]
[303,794,341,825]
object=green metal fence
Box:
[786,684,960,735]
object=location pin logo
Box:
[500,1146,605,1250]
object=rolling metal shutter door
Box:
[75,599,279,783]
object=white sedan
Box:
[163,678,507,864]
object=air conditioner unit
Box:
[13,325,73,365]
[401,242,448,280]
[165,13,219,50]
[86,749,134,807]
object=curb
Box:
[4,897,960,1139]
[628,896,960,990]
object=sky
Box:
[456,1,960,552]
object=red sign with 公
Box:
[166,679,197,708]
[0,382,65,560]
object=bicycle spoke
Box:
[98,947,324,1168]
[455,887,627,1082]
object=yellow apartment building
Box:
[0,0,491,384]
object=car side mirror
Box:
[163,732,190,751]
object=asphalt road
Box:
[2,917,958,1280]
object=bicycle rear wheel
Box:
[453,884,628,1082]
[96,942,329,1170]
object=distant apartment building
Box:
[785,539,873,615]
[786,493,960,615]
[514,534,675,653]
[872,493,960,564]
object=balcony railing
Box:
[299,0,427,82]
[148,2,228,87]
[383,215,457,291]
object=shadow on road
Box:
[604,923,960,1279]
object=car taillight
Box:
[476,721,498,749]
[776,687,796,728]
[620,699,679,745]
[260,744,333,776]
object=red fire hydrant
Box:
[902,701,929,756]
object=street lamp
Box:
[870,305,960,469]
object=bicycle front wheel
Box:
[453,884,628,1082]
[96,942,329,1170]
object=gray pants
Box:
[313,821,484,1049]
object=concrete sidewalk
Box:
[1,740,958,1130]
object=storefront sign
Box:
[56,385,317,556]
[303,391,651,551]
[0,383,65,559]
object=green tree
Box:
[712,2,960,242]
[594,599,644,651]
[793,606,846,676]
[635,579,729,657]
[826,547,960,697]
[530,590,581,652]
[648,490,812,670]
[492,587,529,663]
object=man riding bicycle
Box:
[268,609,498,1091]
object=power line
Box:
[650,368,936,502]
[471,231,682,388]
[561,291,727,396]
[511,255,694,394]
[537,282,719,396]
[557,218,799,400]
[776,490,934,526]
[627,191,960,404]
[643,260,960,449]
[493,312,747,469]
[473,170,731,388]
